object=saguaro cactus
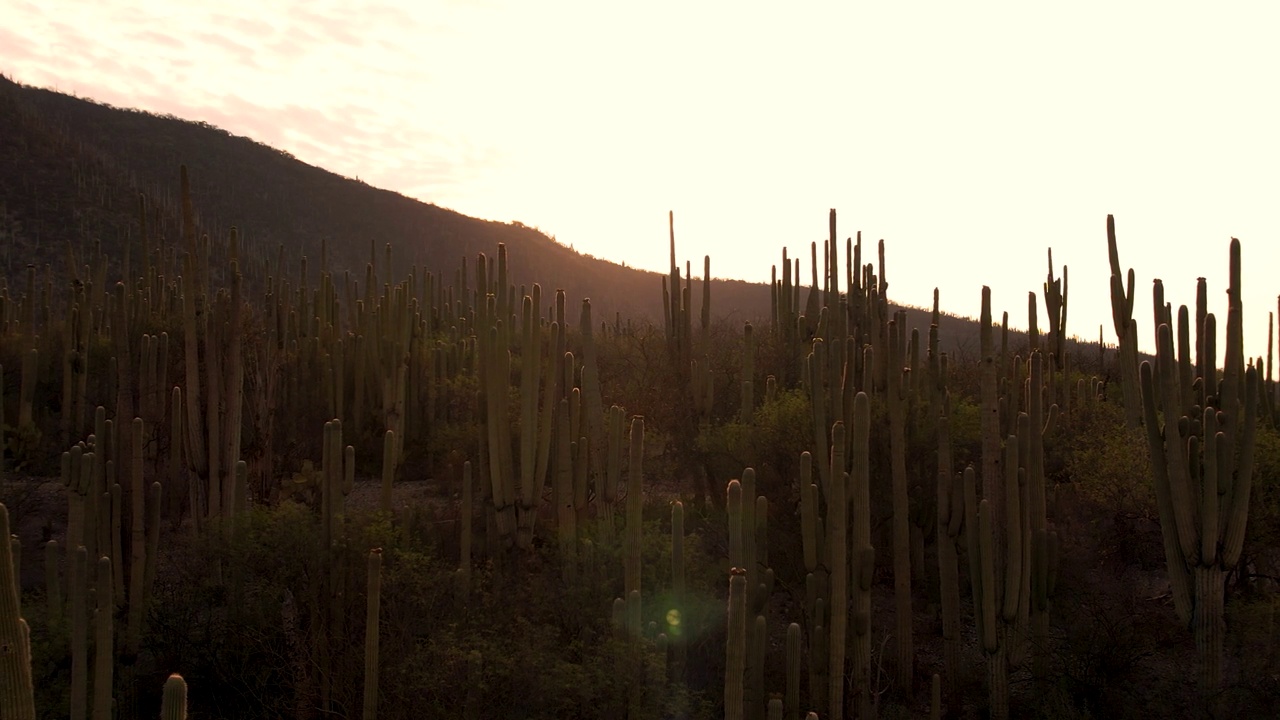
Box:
[1140,238,1258,697]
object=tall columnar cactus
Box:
[741,322,755,423]
[886,319,915,690]
[18,347,36,430]
[826,423,849,720]
[624,417,645,606]
[936,418,964,708]
[555,397,577,579]
[515,288,554,549]
[1106,215,1142,429]
[848,392,874,719]
[364,548,383,720]
[671,501,687,685]
[126,417,147,657]
[161,674,188,720]
[1044,249,1068,372]
[1140,238,1258,697]
[459,461,473,601]
[45,540,62,629]
[93,556,113,720]
[0,505,35,719]
[785,622,801,720]
[380,429,396,514]
[964,433,1030,720]
[1026,352,1059,680]
[726,569,748,720]
[70,547,87,720]
[580,299,608,534]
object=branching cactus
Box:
[1106,215,1141,428]
[964,439,1029,720]
[1026,352,1060,680]
[1139,237,1258,698]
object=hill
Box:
[0,73,786,326]
[0,74,1109,370]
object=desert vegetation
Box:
[2,78,1279,720]
[1,155,1278,720]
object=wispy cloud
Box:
[3,0,490,207]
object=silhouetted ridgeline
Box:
[0,73,1107,366]
[0,74,785,326]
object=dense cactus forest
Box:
[3,82,1280,720]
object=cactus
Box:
[726,569,747,720]
[826,423,849,720]
[459,461,472,600]
[741,322,755,423]
[364,548,382,720]
[671,501,686,685]
[161,674,188,720]
[126,417,146,656]
[1105,215,1142,428]
[799,453,819,576]
[748,614,766,720]
[380,429,395,514]
[848,393,873,718]
[92,556,112,720]
[70,547,87,720]
[624,417,644,603]
[0,505,34,719]
[886,319,915,690]
[930,673,942,720]
[1139,238,1258,697]
[555,397,577,579]
[45,540,61,628]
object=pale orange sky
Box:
[6,1,1279,361]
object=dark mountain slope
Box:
[0,74,777,324]
[0,75,1105,376]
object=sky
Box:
[6,1,1280,362]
